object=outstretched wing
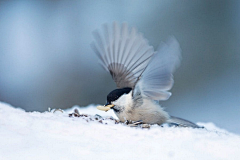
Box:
[91,22,155,88]
[133,37,181,100]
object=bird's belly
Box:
[114,107,168,125]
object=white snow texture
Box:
[0,102,240,160]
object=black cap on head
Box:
[106,87,132,105]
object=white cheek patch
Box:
[113,91,133,107]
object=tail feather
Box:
[167,116,203,128]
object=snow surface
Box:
[0,102,240,160]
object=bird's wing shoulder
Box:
[91,22,155,88]
[133,37,181,101]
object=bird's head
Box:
[97,87,132,112]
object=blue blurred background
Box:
[0,0,239,133]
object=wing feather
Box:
[91,22,155,88]
[134,37,181,100]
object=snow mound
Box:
[0,102,240,160]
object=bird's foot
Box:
[127,120,150,129]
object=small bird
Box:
[91,22,200,128]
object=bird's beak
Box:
[97,104,115,112]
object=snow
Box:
[0,102,240,160]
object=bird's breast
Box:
[114,100,170,125]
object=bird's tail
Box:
[166,116,203,128]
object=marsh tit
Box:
[91,22,200,128]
